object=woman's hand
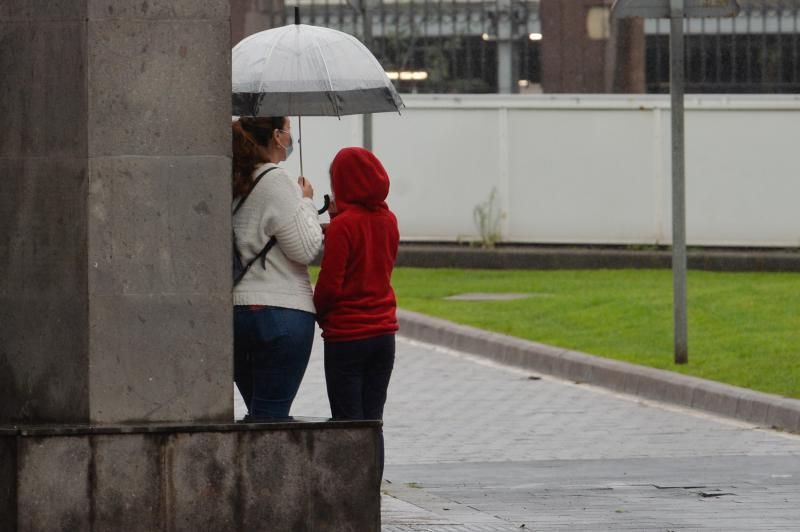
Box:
[298,176,314,199]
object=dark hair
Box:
[232,116,286,198]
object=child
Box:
[314,147,399,469]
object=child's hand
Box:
[298,176,314,199]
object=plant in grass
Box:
[473,187,505,249]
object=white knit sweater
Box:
[232,163,323,313]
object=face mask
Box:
[278,130,294,158]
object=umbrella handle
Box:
[317,194,330,215]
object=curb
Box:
[397,308,800,434]
[396,244,800,272]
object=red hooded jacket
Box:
[314,148,399,342]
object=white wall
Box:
[282,94,800,247]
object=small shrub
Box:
[473,187,505,249]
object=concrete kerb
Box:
[395,244,800,272]
[397,308,800,434]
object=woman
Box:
[232,116,323,420]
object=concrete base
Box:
[0,419,381,532]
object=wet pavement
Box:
[235,330,800,531]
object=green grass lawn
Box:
[383,268,800,399]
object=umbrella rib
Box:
[346,32,385,80]
[258,25,292,95]
[308,28,340,117]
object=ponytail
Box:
[231,116,286,199]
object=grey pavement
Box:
[234,329,800,531]
[396,310,800,434]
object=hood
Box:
[330,147,390,211]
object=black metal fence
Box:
[647,3,800,93]
[292,0,541,93]
[287,0,800,94]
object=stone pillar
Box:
[0,1,233,424]
[1,4,383,530]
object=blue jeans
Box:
[234,306,315,419]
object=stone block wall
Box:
[0,0,234,424]
[0,422,382,531]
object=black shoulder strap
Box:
[233,166,278,215]
[234,236,277,285]
[233,166,281,285]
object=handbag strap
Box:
[233,166,280,283]
[233,166,278,215]
[235,236,277,285]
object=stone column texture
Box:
[0,0,233,424]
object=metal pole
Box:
[670,0,688,364]
[497,0,513,93]
[363,114,373,151]
[298,115,304,176]
[295,6,304,176]
[362,0,374,150]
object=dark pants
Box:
[324,334,395,476]
[234,306,315,419]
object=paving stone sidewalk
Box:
[235,330,800,531]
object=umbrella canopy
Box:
[232,23,404,117]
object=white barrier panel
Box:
[281,94,800,248]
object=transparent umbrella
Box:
[232,8,405,208]
[232,10,404,180]
[232,18,404,117]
